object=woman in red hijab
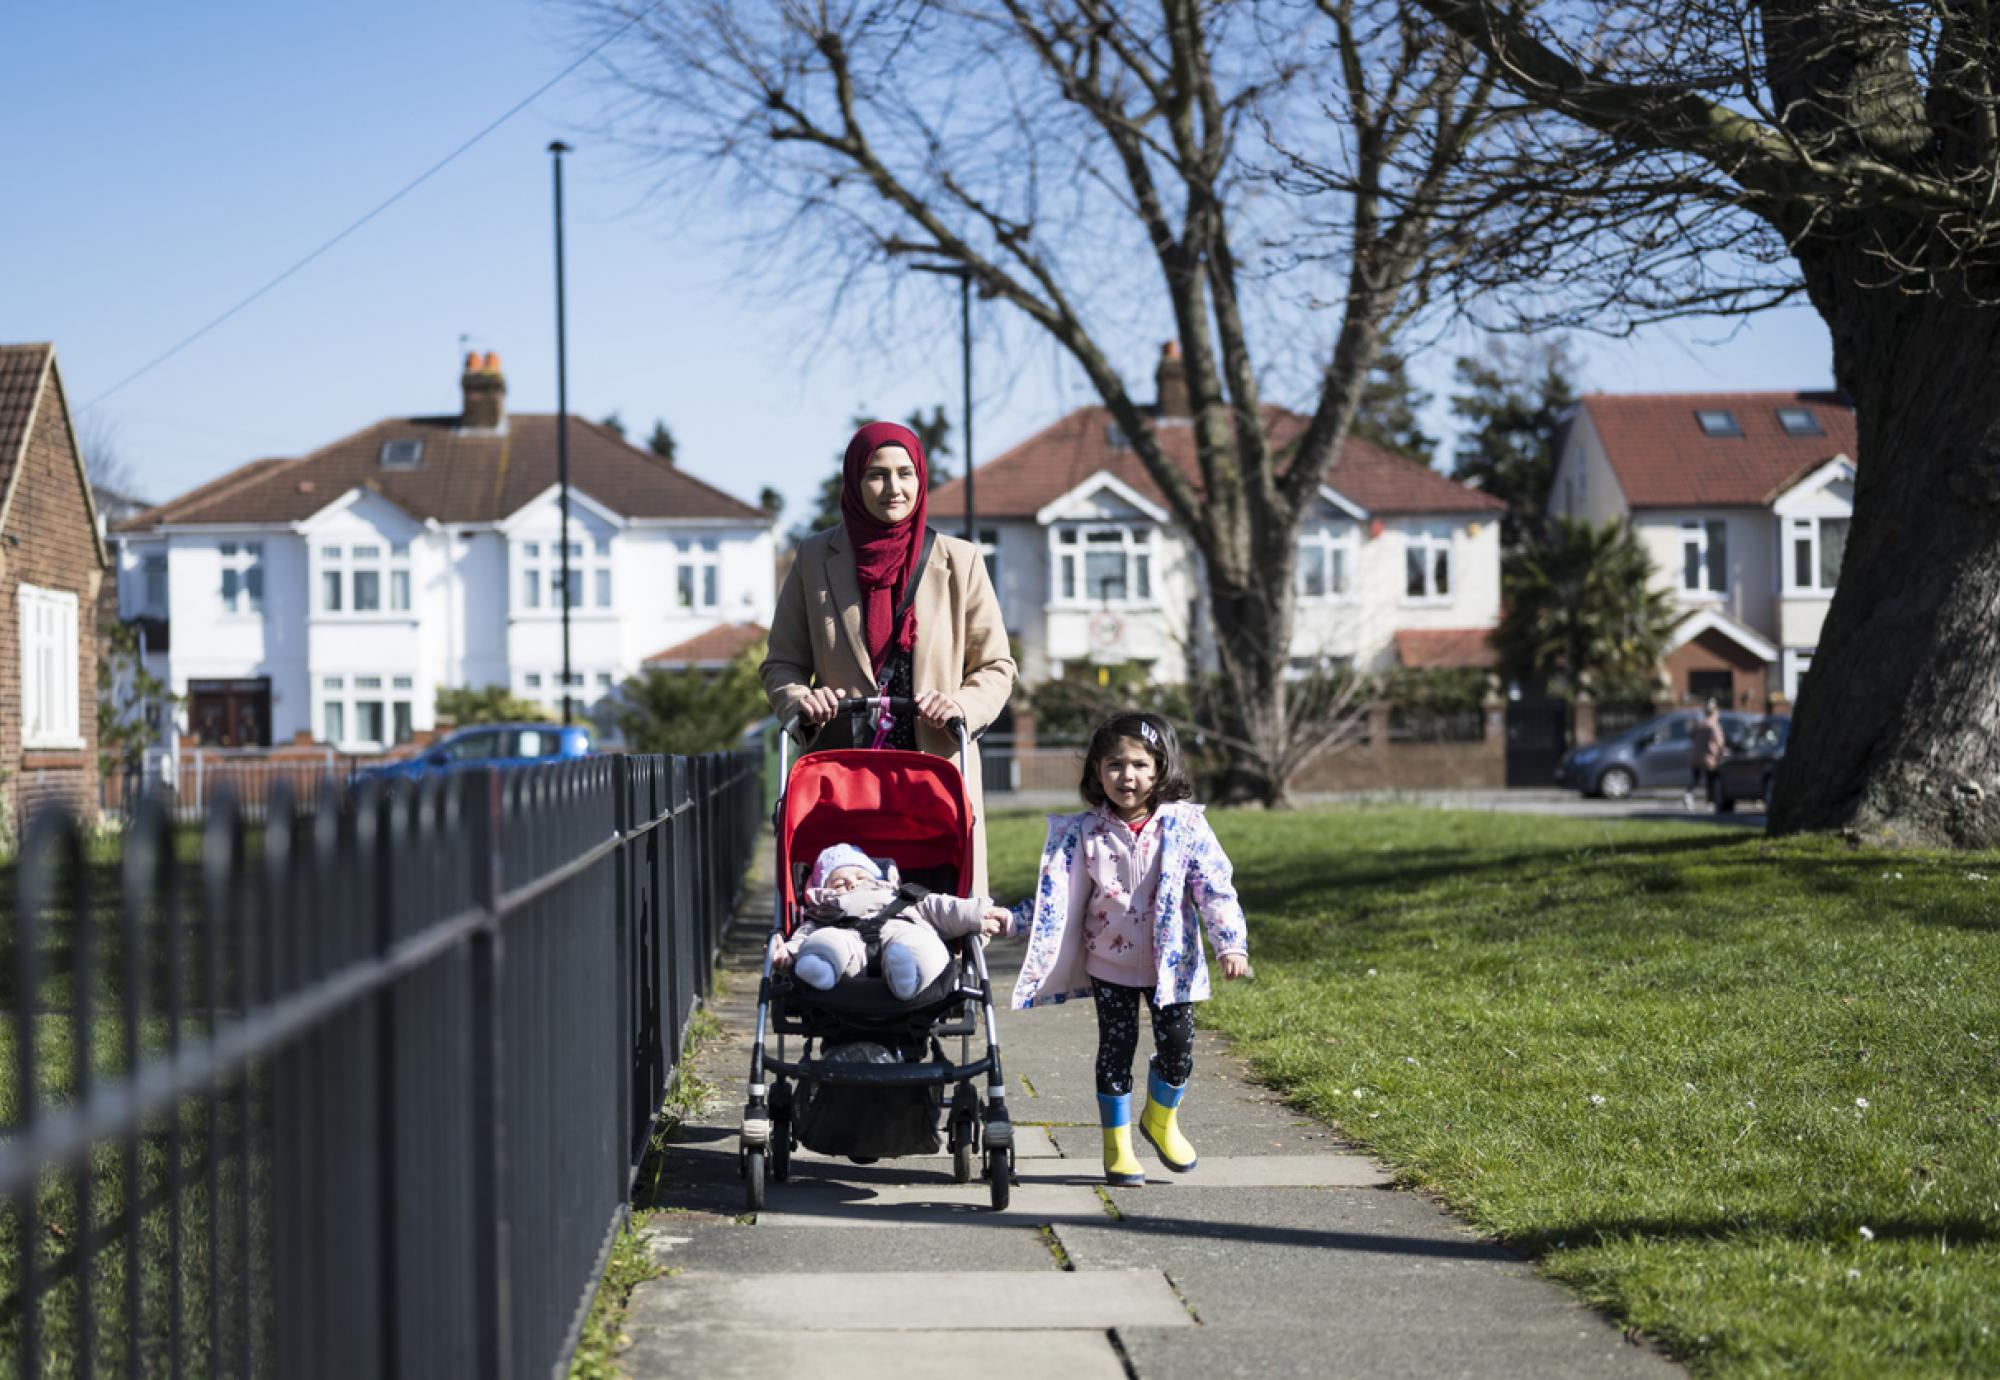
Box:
[762,421,1016,890]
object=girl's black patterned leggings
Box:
[1090,978,1195,1096]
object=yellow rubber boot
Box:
[1097,1093,1146,1186]
[1140,1060,1198,1173]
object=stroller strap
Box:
[809,882,933,970]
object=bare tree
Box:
[1406,0,2000,846]
[76,410,137,502]
[580,0,1566,802]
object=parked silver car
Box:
[1555,709,1754,799]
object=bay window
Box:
[1296,522,1358,601]
[1052,524,1154,605]
[319,672,417,747]
[516,537,613,613]
[318,541,412,616]
[675,537,720,612]
[219,541,265,614]
[1787,516,1848,595]
[1679,519,1728,595]
[1403,527,1453,602]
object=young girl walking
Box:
[1004,711,1250,1185]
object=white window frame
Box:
[1783,647,1815,703]
[141,552,168,613]
[1784,515,1849,596]
[218,540,265,615]
[1401,526,1454,605]
[316,672,418,749]
[673,536,720,613]
[516,667,603,711]
[975,528,1001,595]
[1679,519,1729,596]
[316,540,413,617]
[1050,522,1156,608]
[515,536,613,613]
[19,584,82,749]
[1296,521,1359,603]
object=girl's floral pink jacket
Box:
[1005,802,1247,1009]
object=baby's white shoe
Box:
[882,946,920,999]
[795,953,837,990]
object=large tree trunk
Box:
[1769,262,2000,846]
[1204,570,1297,808]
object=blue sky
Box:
[4,2,1836,522]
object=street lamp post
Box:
[549,140,574,725]
[907,262,977,543]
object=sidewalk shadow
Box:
[644,1140,1516,1263]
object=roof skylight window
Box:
[1775,406,1823,436]
[1694,409,1742,437]
[379,439,425,468]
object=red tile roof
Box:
[643,622,769,668]
[929,406,1502,520]
[119,414,768,530]
[1577,391,1857,509]
[0,343,56,503]
[1394,628,1497,669]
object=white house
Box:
[926,346,1505,696]
[1549,390,1857,706]
[113,354,777,750]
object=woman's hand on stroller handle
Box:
[783,693,968,743]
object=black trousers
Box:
[1090,978,1195,1096]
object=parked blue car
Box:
[360,722,594,781]
[1555,709,1753,799]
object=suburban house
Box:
[928,346,1506,691]
[1549,390,1858,707]
[113,354,777,751]
[1,343,108,825]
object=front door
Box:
[187,678,272,747]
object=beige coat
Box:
[762,525,1017,893]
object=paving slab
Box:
[752,1180,1106,1228]
[641,1221,1061,1273]
[619,1327,1131,1380]
[1016,1152,1390,1189]
[634,1269,1194,1331]
[791,1122,1064,1161]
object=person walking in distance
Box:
[1687,697,1727,811]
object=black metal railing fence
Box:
[1,749,760,1379]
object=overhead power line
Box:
[82,3,663,411]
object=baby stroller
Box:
[739,696,1015,1212]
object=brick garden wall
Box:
[999,700,1506,797]
[1,378,104,830]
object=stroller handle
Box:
[778,695,972,780]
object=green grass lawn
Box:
[986,806,2000,1378]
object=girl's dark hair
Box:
[1080,711,1195,811]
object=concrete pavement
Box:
[619,858,1683,1379]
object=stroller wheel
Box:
[743,1149,766,1213]
[772,1110,792,1183]
[953,1138,975,1184]
[984,1145,1012,1211]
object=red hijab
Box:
[840,421,930,674]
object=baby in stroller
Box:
[776,843,1009,1000]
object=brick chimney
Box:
[460,351,506,430]
[1154,340,1190,417]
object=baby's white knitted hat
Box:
[808,843,884,890]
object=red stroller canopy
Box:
[778,748,973,921]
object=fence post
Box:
[612,754,633,1202]
[466,768,514,1380]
